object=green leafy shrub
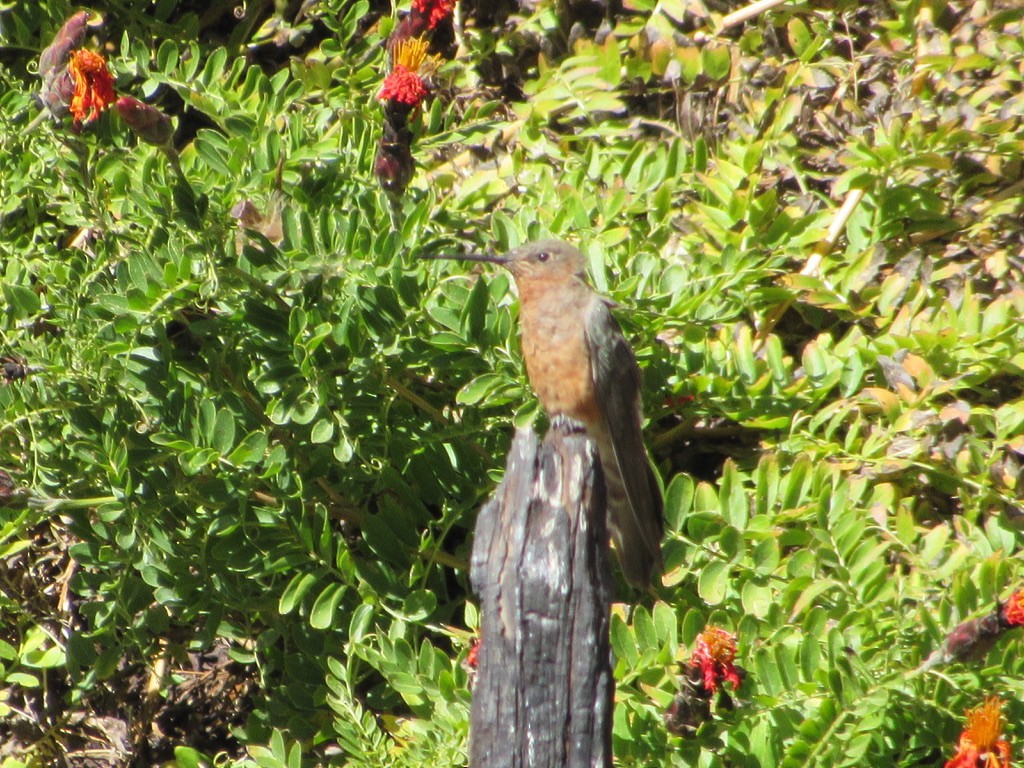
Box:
[1,1,1023,766]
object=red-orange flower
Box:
[379,66,428,105]
[68,49,115,126]
[945,697,1012,768]
[1002,590,1024,627]
[380,37,435,106]
[690,626,741,694]
[412,0,455,30]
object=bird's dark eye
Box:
[536,252,550,262]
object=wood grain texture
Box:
[470,417,613,768]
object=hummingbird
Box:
[428,239,664,587]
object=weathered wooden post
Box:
[469,418,614,768]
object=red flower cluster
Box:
[379,36,436,109]
[412,0,455,30]
[945,697,1012,768]
[37,12,116,127]
[691,626,742,694]
[38,14,175,147]
[667,625,746,734]
[375,36,434,193]
[68,49,116,127]
[375,0,457,195]
[1002,590,1024,627]
[379,54,430,106]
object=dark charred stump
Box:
[469,417,614,768]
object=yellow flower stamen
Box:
[393,36,440,76]
[394,36,428,70]
[964,697,1006,751]
[700,626,737,663]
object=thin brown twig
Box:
[420,547,468,572]
[314,478,364,526]
[385,374,448,424]
[384,373,492,460]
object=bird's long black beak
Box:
[420,252,509,265]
